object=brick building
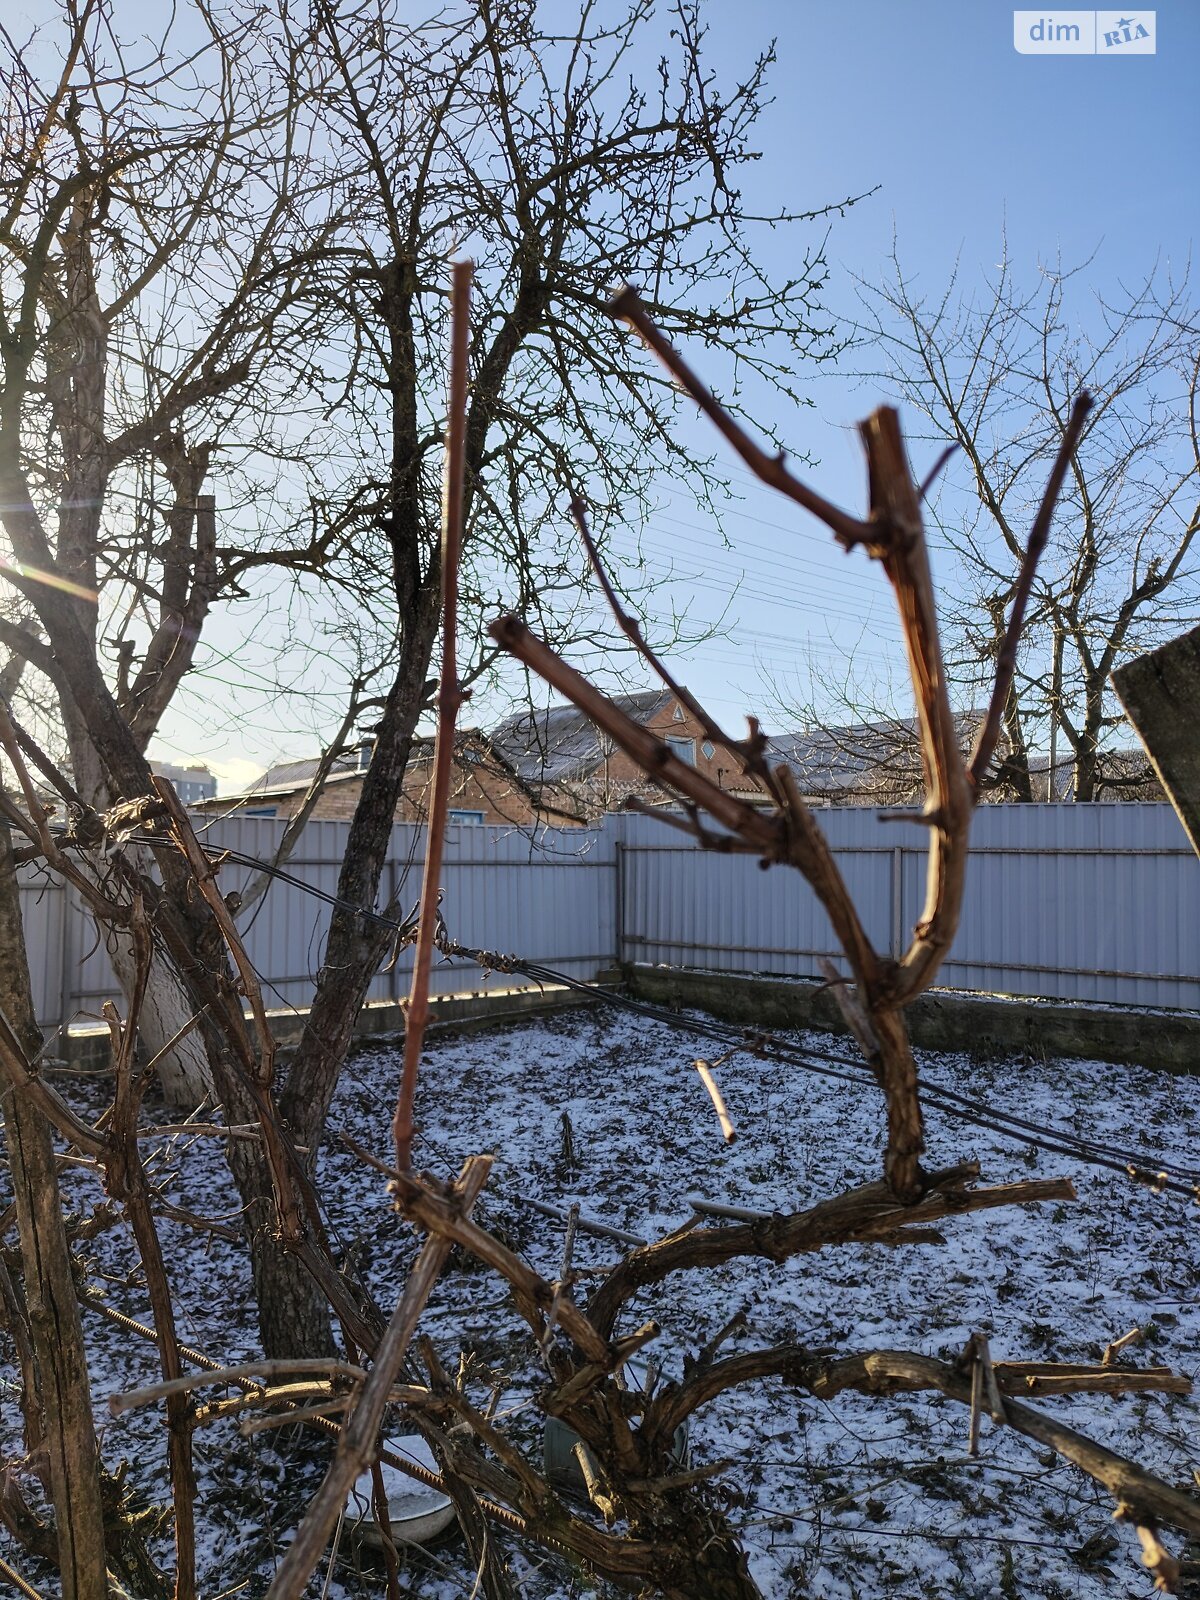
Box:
[198,690,732,826]
[487,688,743,814]
[202,693,1093,826]
[196,731,587,826]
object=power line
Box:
[625,520,905,623]
[647,467,963,556]
[437,945,1200,1198]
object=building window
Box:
[448,809,485,824]
[666,736,695,765]
[244,806,278,818]
[672,703,685,722]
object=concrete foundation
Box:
[52,967,1198,1078]
[623,965,1200,1074]
[54,982,605,1075]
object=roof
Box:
[257,750,364,789]
[489,690,671,782]
[254,737,445,793]
[215,726,588,823]
[766,721,923,794]
[764,711,988,796]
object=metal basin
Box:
[347,1435,456,1547]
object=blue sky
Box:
[14,0,1195,784]
[590,0,1197,744]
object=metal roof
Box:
[488,690,672,782]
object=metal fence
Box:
[18,814,616,1030]
[617,803,1200,1010]
[16,802,1200,1028]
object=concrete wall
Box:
[626,965,1200,1074]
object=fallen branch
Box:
[694,1058,736,1144]
[809,1350,1200,1537]
[992,1362,1189,1397]
[648,1345,1200,1541]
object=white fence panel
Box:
[935,804,1200,1008]
[16,865,67,1028]
[617,803,1200,1010]
[16,802,1200,1027]
[22,814,614,1028]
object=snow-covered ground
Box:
[4,1003,1198,1598]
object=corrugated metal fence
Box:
[618,804,1200,1010]
[17,803,1200,1028]
[18,815,616,1030]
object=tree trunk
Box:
[280,605,441,1164]
[246,1186,338,1361]
[998,683,1034,801]
[1,479,324,1364]
[60,712,326,1350]
[1073,719,1101,800]
[103,923,212,1109]
[0,826,110,1599]
[66,723,212,1107]
[867,1005,925,1202]
[1113,623,1200,855]
[635,1503,762,1600]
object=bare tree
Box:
[0,0,377,1361]
[0,0,863,1360]
[262,0,866,1345]
[0,0,358,1114]
[849,247,1200,799]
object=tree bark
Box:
[249,1204,338,1362]
[280,599,441,1162]
[1073,714,1101,801]
[66,685,212,1107]
[997,682,1034,801]
[102,917,212,1109]
[1113,623,1200,855]
[0,826,109,1599]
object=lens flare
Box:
[0,555,98,604]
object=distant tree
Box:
[0,0,368,1355]
[850,248,1200,800]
